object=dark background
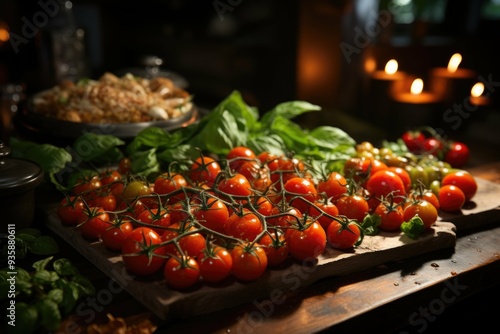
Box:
[1,0,500,146]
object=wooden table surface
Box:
[34,162,500,334]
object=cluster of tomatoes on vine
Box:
[55,147,366,289]
[55,143,477,290]
[400,129,470,168]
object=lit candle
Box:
[430,53,476,103]
[390,78,442,130]
[370,59,405,81]
[392,78,441,104]
[366,59,407,124]
[469,82,491,106]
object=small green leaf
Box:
[361,214,381,236]
[72,275,96,297]
[6,302,38,334]
[17,228,42,237]
[48,288,64,304]
[32,270,54,286]
[32,256,53,272]
[401,216,425,239]
[53,258,80,277]
[28,236,60,255]
[16,234,37,247]
[59,282,79,315]
[72,132,125,162]
[36,298,62,332]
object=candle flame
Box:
[411,78,423,95]
[447,53,462,73]
[471,82,485,97]
[384,59,398,75]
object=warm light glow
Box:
[447,53,462,73]
[384,59,398,75]
[0,21,9,43]
[364,57,376,73]
[410,78,424,95]
[471,82,485,97]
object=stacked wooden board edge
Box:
[45,212,456,322]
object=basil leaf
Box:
[260,100,321,127]
[48,288,64,304]
[156,145,199,169]
[401,216,425,239]
[32,256,53,272]
[72,132,125,162]
[9,137,72,174]
[59,282,79,315]
[130,148,160,176]
[17,228,42,238]
[10,302,38,334]
[71,275,96,297]
[28,236,60,255]
[127,127,173,153]
[36,298,62,332]
[53,258,80,277]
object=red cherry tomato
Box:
[121,227,166,276]
[439,185,466,212]
[444,141,470,168]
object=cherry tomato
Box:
[444,141,470,168]
[121,180,152,204]
[441,171,477,202]
[164,256,200,289]
[308,201,339,231]
[335,194,369,223]
[231,242,268,281]
[118,157,132,174]
[217,173,253,202]
[317,171,348,202]
[422,137,445,157]
[87,192,117,212]
[57,196,85,226]
[409,189,440,210]
[258,233,289,267]
[267,205,303,232]
[439,185,466,212]
[121,227,166,276]
[225,210,264,242]
[153,173,188,204]
[237,160,272,193]
[403,200,438,230]
[190,156,221,187]
[161,222,206,258]
[287,221,326,261]
[137,208,172,235]
[100,169,122,186]
[387,166,412,193]
[197,246,233,283]
[401,130,425,153]
[269,156,306,189]
[77,207,110,240]
[284,177,318,214]
[100,218,134,251]
[193,197,229,234]
[226,146,257,172]
[366,170,406,207]
[72,174,102,198]
[326,217,363,250]
[374,202,404,232]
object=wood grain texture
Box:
[45,209,456,322]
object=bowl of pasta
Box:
[17,72,199,139]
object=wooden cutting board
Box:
[45,211,456,322]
